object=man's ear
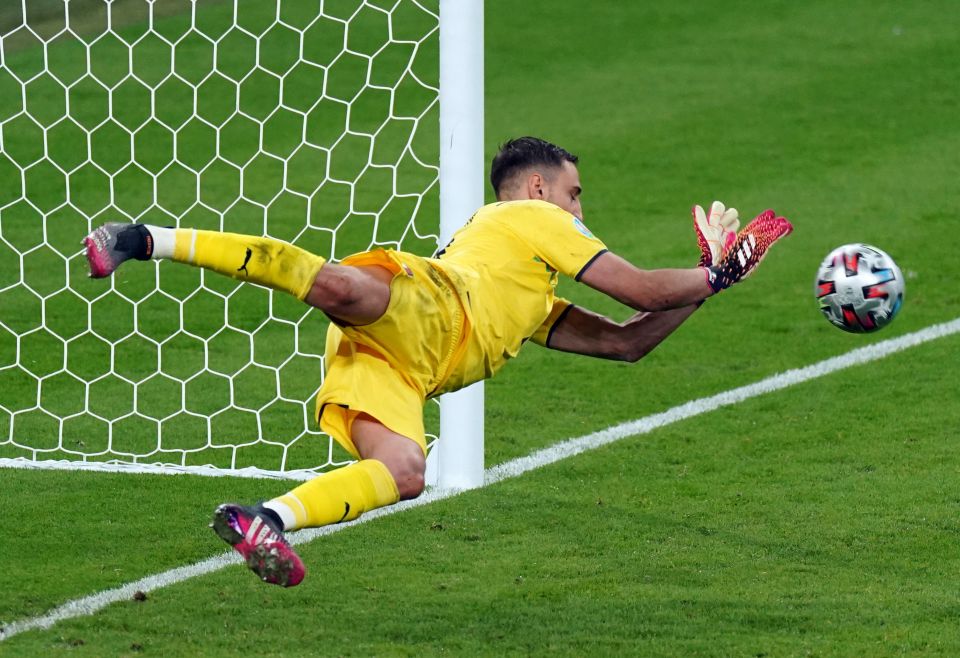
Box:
[526,172,545,199]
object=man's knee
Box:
[306,265,359,313]
[351,415,426,500]
[387,448,426,500]
[305,264,391,324]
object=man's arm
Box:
[578,209,794,312]
[578,251,713,312]
[542,304,698,362]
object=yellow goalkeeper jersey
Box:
[433,199,607,394]
[317,199,607,453]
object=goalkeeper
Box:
[84,136,792,587]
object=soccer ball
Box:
[814,243,904,333]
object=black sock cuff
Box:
[115,224,153,260]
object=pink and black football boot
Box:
[210,503,306,587]
[83,222,152,278]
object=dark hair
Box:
[490,136,578,197]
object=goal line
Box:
[2,315,958,642]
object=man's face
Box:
[541,160,583,218]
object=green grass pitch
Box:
[3,0,960,655]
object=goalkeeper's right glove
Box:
[705,209,793,293]
[693,200,740,267]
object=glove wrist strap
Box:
[705,266,728,293]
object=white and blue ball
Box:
[814,243,904,333]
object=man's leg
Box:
[347,414,427,500]
[212,414,425,587]
[262,414,425,529]
[83,223,391,324]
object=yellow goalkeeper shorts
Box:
[315,249,469,456]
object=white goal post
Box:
[0,0,484,487]
[431,0,484,490]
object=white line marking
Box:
[487,317,960,484]
[3,317,958,642]
[0,459,323,481]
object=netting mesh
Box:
[0,0,441,478]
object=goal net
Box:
[0,0,456,480]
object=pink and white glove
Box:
[705,209,793,293]
[693,201,740,267]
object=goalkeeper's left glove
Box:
[693,200,740,267]
[705,209,793,293]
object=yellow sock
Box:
[171,229,325,300]
[271,460,400,530]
